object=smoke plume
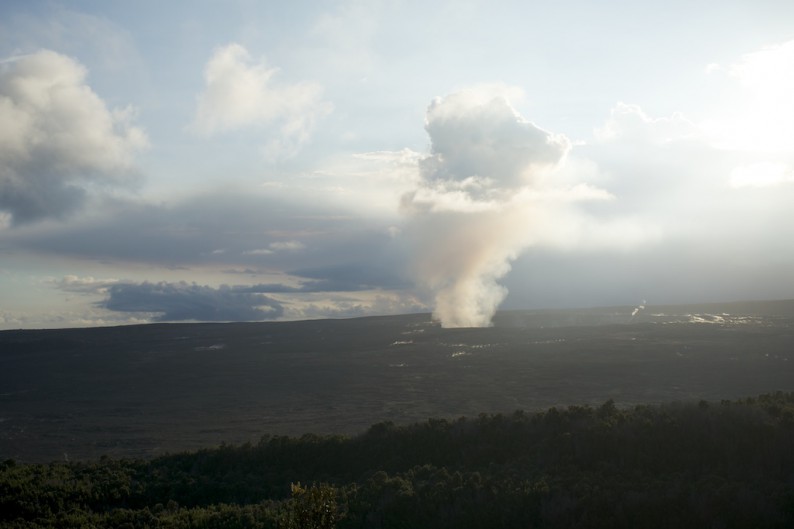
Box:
[402,87,571,327]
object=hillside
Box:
[2,394,794,528]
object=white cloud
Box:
[0,306,153,329]
[286,149,423,219]
[586,101,730,215]
[595,102,699,144]
[729,162,794,188]
[51,275,118,294]
[703,39,794,153]
[269,240,305,251]
[190,43,332,159]
[282,291,427,321]
[575,97,794,286]
[243,240,306,255]
[730,40,794,103]
[0,50,147,224]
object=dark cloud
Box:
[288,264,411,292]
[6,190,394,270]
[502,231,794,312]
[0,171,87,224]
[100,281,283,322]
[227,264,410,294]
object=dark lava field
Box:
[1,300,793,463]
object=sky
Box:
[1,0,793,329]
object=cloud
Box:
[595,102,699,144]
[585,99,791,257]
[49,272,416,325]
[400,86,604,328]
[0,50,147,224]
[6,188,389,268]
[280,149,422,220]
[243,240,305,255]
[100,281,284,322]
[584,101,732,221]
[190,43,332,159]
[489,92,794,312]
[288,263,411,292]
[50,275,118,294]
[11,187,408,302]
[696,39,794,192]
[729,162,794,189]
[703,39,794,153]
[284,292,427,321]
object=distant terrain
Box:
[1,299,793,463]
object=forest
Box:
[2,392,794,528]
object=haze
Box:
[1,0,793,329]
